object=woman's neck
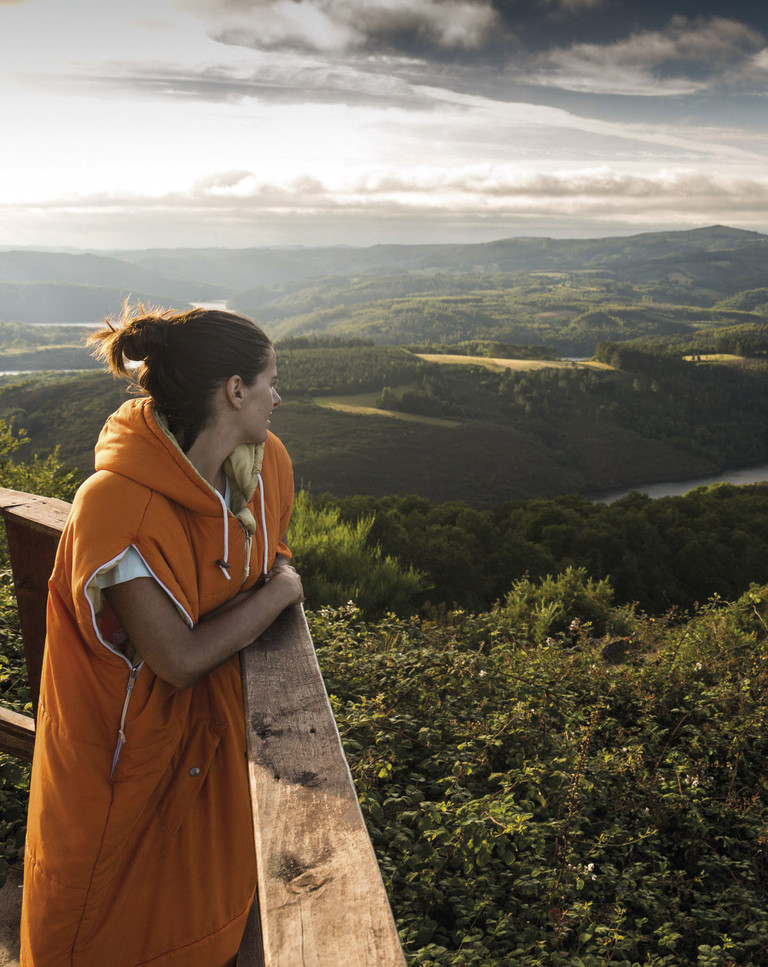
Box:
[186,425,233,494]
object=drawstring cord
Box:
[216,472,268,581]
[215,489,231,581]
[257,472,268,578]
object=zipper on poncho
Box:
[109,655,142,781]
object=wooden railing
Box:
[0,487,406,967]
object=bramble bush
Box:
[312,590,768,965]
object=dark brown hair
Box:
[89,304,273,451]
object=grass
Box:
[415,353,613,373]
[312,390,461,428]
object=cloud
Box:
[180,0,503,54]
[724,45,768,92]
[14,164,768,218]
[6,163,768,248]
[525,16,766,95]
[48,57,437,111]
[542,0,607,13]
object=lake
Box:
[593,462,768,503]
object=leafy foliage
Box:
[314,588,768,965]
[288,490,425,613]
[319,482,768,617]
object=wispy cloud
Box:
[6,160,768,249]
[725,46,768,92]
[525,16,766,95]
[50,58,435,110]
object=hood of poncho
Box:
[94,396,264,536]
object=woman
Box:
[20,305,303,966]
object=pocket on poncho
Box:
[157,718,226,834]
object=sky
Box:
[2,0,768,249]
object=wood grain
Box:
[0,707,34,762]
[239,604,406,967]
[0,488,71,536]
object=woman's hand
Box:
[266,561,304,607]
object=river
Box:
[593,462,768,503]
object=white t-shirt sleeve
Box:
[95,547,152,589]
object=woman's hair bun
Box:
[88,302,273,451]
[119,315,171,362]
[88,303,173,378]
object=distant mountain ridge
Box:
[109,225,767,288]
[1,227,767,351]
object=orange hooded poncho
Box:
[20,396,294,966]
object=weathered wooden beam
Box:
[0,706,35,762]
[240,604,407,967]
[0,488,72,537]
[0,488,70,714]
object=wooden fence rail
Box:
[0,487,406,967]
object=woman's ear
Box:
[225,375,244,410]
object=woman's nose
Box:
[272,388,282,407]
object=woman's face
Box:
[239,349,281,444]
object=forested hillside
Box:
[2,337,767,504]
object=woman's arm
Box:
[103,564,303,689]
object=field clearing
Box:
[415,353,613,373]
[683,353,768,367]
[684,353,746,363]
[311,393,461,428]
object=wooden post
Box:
[239,604,407,966]
[0,488,69,760]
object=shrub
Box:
[500,565,630,642]
[288,490,426,614]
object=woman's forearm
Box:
[104,566,303,688]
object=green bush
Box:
[500,566,631,642]
[288,490,426,614]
